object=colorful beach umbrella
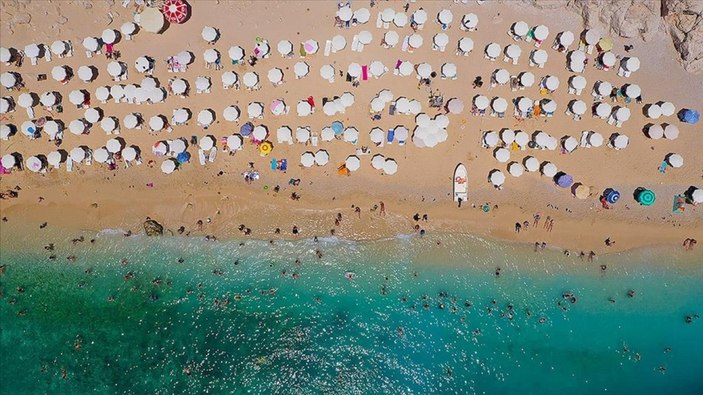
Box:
[678,109,700,124]
[555,173,573,188]
[162,0,189,24]
[604,188,620,204]
[636,188,656,206]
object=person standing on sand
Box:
[379,201,386,216]
[457,197,463,208]
[547,219,554,232]
[544,216,551,229]
[355,206,361,218]
[515,222,522,233]
[533,213,541,227]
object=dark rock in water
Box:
[143,219,164,236]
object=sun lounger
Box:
[198,149,206,165]
[351,35,360,52]
[208,147,217,162]
[66,158,73,172]
[401,36,410,52]
[324,40,332,56]
[376,12,383,29]
[362,65,368,81]
[311,132,319,147]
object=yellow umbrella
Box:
[139,8,166,34]
[259,141,273,155]
[597,37,613,52]
[574,184,590,199]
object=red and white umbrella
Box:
[162,0,189,24]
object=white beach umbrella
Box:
[93,148,109,164]
[161,159,177,174]
[0,47,11,63]
[570,100,587,115]
[395,97,410,114]
[690,188,703,203]
[347,62,362,78]
[541,162,557,177]
[227,46,244,62]
[667,154,683,168]
[614,107,631,122]
[441,63,457,79]
[518,72,535,87]
[354,8,370,24]
[461,13,478,30]
[107,61,124,78]
[18,93,35,109]
[486,43,501,59]
[26,156,46,172]
[541,99,557,114]
[295,62,310,79]
[221,71,238,88]
[110,85,124,102]
[543,76,560,91]
[77,66,96,82]
[501,129,515,145]
[569,75,587,91]
[321,127,334,142]
[202,26,218,42]
[170,138,186,154]
[320,64,335,81]
[531,49,548,65]
[438,9,453,25]
[106,138,123,153]
[447,98,464,114]
[197,109,214,127]
[646,104,662,119]
[296,127,310,143]
[517,97,533,113]
[123,113,140,129]
[252,125,268,141]
[50,40,68,55]
[47,151,63,167]
[512,21,529,37]
[337,6,353,21]
[331,35,346,52]
[660,102,675,117]
[358,30,373,45]
[515,131,529,147]
[195,76,211,92]
[297,101,312,117]
[271,99,287,116]
[413,9,428,24]
[70,147,87,163]
[370,61,386,78]
[201,49,218,64]
[489,170,506,186]
[199,135,216,150]
[51,66,69,82]
[370,97,385,112]
[408,34,423,49]
[417,63,432,79]
[398,61,414,76]
[122,146,138,161]
[383,159,398,175]
[173,108,190,124]
[100,117,117,133]
[314,150,329,166]
[524,156,540,172]
[505,44,521,60]
[102,29,118,44]
[664,124,679,140]
[1,73,17,88]
[624,57,640,72]
[226,134,243,150]
[558,30,575,46]
[483,131,499,147]
[121,22,137,37]
[24,43,40,58]
[43,120,61,138]
[300,152,315,168]
[277,40,293,57]
[134,87,150,103]
[595,102,611,118]
[384,31,399,47]
[379,90,394,103]
[84,107,102,123]
[381,8,395,23]
[340,92,355,108]
[344,127,359,143]
[434,33,449,48]
[584,29,601,46]
[323,101,340,116]
[588,132,604,147]
[95,86,110,103]
[508,162,524,177]
[562,136,579,152]
[611,134,629,149]
[243,72,259,89]
[277,126,293,143]
[494,69,510,85]
[533,25,549,41]
[594,81,612,98]
[1,153,17,168]
[371,155,385,170]
[459,37,474,53]
[82,36,100,52]
[267,68,284,86]
[369,127,384,144]
[69,119,87,135]
[647,124,664,139]
[601,52,616,67]
[492,98,508,113]
[153,141,169,155]
[535,132,551,147]
[170,78,188,95]
[474,95,490,110]
[494,148,510,163]
[149,115,165,131]
[135,56,152,73]
[624,84,641,98]
[345,155,360,171]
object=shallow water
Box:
[1,234,702,394]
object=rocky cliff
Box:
[509,0,703,74]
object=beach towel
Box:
[673,195,685,212]
[361,65,368,81]
[280,159,288,171]
[271,158,277,170]
[387,129,394,144]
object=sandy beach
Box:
[1,0,702,255]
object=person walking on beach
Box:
[605,237,614,247]
[515,222,522,233]
[546,219,554,232]
[457,197,463,208]
[355,206,361,218]
[543,216,551,230]
[379,201,386,216]
[533,213,541,227]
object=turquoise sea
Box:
[1,232,702,394]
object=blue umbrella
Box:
[331,121,344,136]
[240,122,253,136]
[604,188,620,204]
[678,109,700,124]
[555,173,573,188]
[176,151,190,164]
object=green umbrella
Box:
[637,189,656,206]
